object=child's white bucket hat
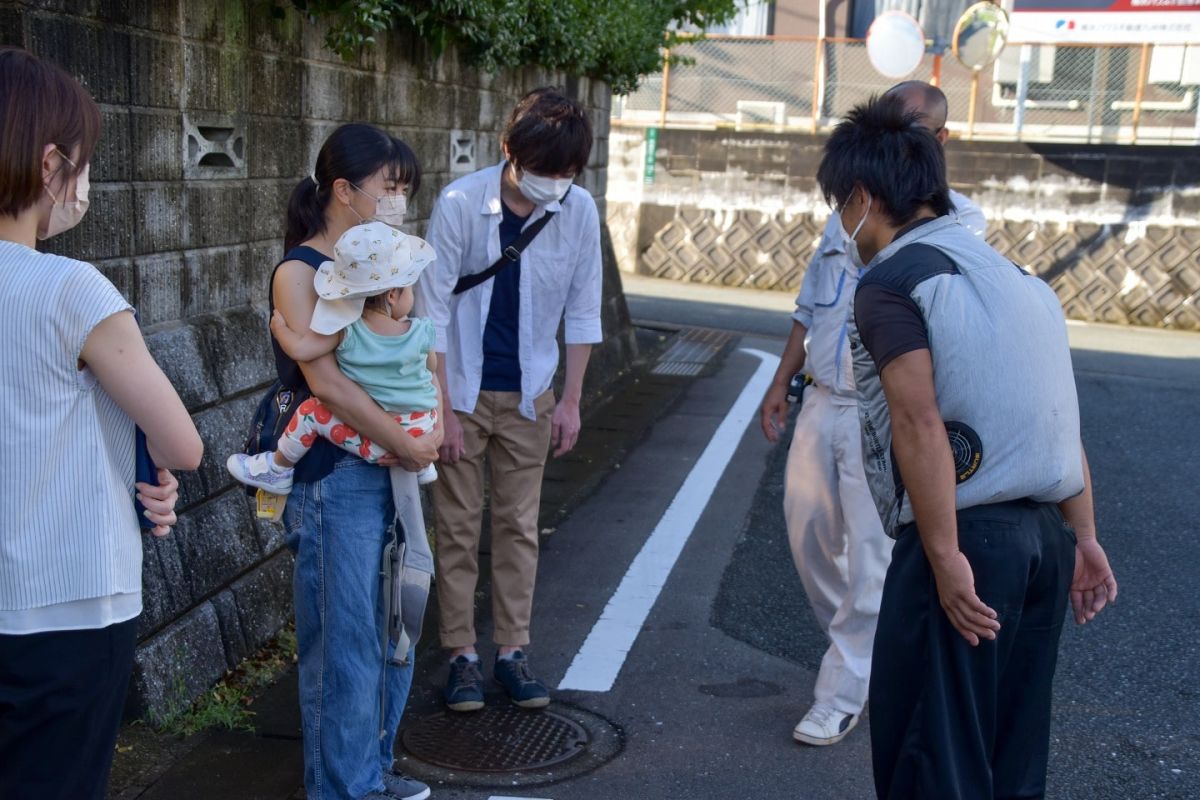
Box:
[310,220,436,335]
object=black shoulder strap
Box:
[269,246,332,316]
[452,188,570,295]
[284,245,329,270]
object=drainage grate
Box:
[401,706,589,773]
[650,327,734,377]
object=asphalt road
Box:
[412,274,1200,800]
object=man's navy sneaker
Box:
[493,650,550,709]
[444,655,484,712]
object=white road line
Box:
[488,796,554,800]
[558,348,780,692]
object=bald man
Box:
[760,81,985,746]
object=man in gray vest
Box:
[816,94,1118,798]
[760,80,984,747]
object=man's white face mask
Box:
[840,193,871,271]
[516,167,573,206]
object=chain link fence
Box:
[612,35,1200,144]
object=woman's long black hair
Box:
[285,123,421,251]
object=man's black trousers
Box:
[869,500,1076,800]
[0,617,137,800]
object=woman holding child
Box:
[266,124,438,800]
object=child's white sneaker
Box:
[227,452,294,494]
[416,463,438,485]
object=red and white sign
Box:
[1011,0,1200,43]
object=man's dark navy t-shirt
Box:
[480,201,529,391]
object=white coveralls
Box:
[785,192,984,715]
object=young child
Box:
[227,220,440,493]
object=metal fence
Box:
[612,35,1200,145]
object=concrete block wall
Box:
[2,1,635,716]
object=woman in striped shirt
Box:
[0,47,203,800]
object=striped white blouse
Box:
[0,241,143,633]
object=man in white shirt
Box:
[759,81,984,746]
[415,88,602,712]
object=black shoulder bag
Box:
[452,189,569,295]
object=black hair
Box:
[816,93,951,226]
[285,123,421,251]
[503,87,593,177]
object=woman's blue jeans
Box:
[284,457,415,800]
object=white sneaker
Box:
[792,703,859,746]
[226,452,294,494]
[416,463,438,485]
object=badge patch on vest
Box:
[945,421,983,483]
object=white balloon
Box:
[866,11,926,79]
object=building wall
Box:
[772,0,851,37]
[608,126,1200,330]
[1,0,636,716]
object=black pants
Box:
[0,617,138,800]
[869,501,1076,800]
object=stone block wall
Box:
[608,127,1200,330]
[2,1,635,716]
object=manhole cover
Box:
[401,706,589,773]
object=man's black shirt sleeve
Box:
[854,282,929,373]
[853,242,960,372]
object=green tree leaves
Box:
[284,0,741,95]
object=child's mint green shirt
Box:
[336,316,438,412]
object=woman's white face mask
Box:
[39,152,90,241]
[351,183,407,228]
[373,193,407,228]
